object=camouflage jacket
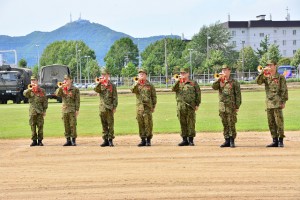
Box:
[131,80,157,111]
[212,77,241,111]
[55,85,80,113]
[23,87,48,115]
[94,80,118,112]
[172,79,201,109]
[256,72,288,109]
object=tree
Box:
[121,62,138,77]
[104,37,139,76]
[256,35,270,58]
[141,38,186,75]
[291,49,300,67]
[18,58,27,68]
[40,40,96,79]
[278,57,291,66]
[236,46,259,71]
[187,21,237,73]
[205,50,226,72]
[259,44,281,66]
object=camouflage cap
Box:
[64,74,73,79]
[222,64,231,70]
[266,59,277,65]
[101,68,110,75]
[138,68,147,74]
[180,68,190,73]
[30,75,37,80]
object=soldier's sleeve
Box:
[171,81,180,92]
[113,84,118,109]
[212,80,220,90]
[256,73,265,85]
[234,81,242,109]
[23,89,33,98]
[75,88,80,111]
[194,81,201,106]
[151,84,157,108]
[55,87,63,97]
[280,75,288,104]
[94,83,101,93]
[131,83,139,94]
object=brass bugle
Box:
[257,65,264,73]
[173,74,181,80]
[133,77,139,82]
[95,77,103,83]
[28,84,36,89]
[57,82,64,87]
[214,73,224,80]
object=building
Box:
[223,14,300,58]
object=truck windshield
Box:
[0,72,18,81]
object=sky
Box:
[1,0,300,38]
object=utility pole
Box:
[164,38,168,88]
[76,43,78,83]
[242,41,245,80]
[188,49,193,79]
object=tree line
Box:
[18,21,300,79]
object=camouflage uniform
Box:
[172,69,201,143]
[55,79,80,143]
[131,71,157,145]
[212,75,241,141]
[256,68,288,141]
[94,80,118,141]
[23,84,48,145]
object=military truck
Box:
[0,65,32,104]
[39,64,71,103]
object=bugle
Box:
[57,82,65,88]
[257,65,270,76]
[257,65,264,73]
[27,84,36,89]
[173,74,181,81]
[214,73,224,80]
[133,77,139,83]
[95,77,103,83]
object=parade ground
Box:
[1,132,299,200]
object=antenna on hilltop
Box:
[228,13,230,21]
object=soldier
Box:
[23,76,48,146]
[131,69,157,147]
[212,65,241,148]
[55,75,80,146]
[172,68,201,146]
[94,68,118,147]
[256,59,288,147]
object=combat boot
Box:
[230,137,235,148]
[63,138,72,146]
[220,138,230,148]
[100,139,109,147]
[71,138,77,146]
[146,137,151,146]
[188,137,195,146]
[138,138,146,147]
[178,137,189,146]
[266,138,278,147]
[278,138,284,147]
[37,140,44,146]
[108,139,114,147]
[30,140,37,147]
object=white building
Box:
[222,15,300,58]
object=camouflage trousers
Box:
[62,112,77,139]
[267,108,285,138]
[29,113,44,140]
[219,110,237,139]
[136,109,153,139]
[177,104,196,138]
[100,109,115,140]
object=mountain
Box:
[0,19,180,66]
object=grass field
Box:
[0,89,299,139]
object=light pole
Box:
[188,49,193,78]
[241,41,245,80]
[84,55,90,83]
[206,36,211,59]
[35,44,40,75]
[78,50,81,83]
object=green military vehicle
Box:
[0,65,32,104]
[39,64,71,103]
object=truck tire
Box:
[15,94,22,104]
[24,98,29,103]
[57,97,62,103]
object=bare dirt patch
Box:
[1,132,300,200]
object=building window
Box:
[259,33,264,37]
[283,30,286,35]
[293,50,297,55]
[274,30,277,33]
[293,40,297,45]
[232,41,236,46]
[282,40,286,46]
[283,50,286,56]
[293,30,296,35]
[232,31,236,36]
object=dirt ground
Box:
[0,132,299,200]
